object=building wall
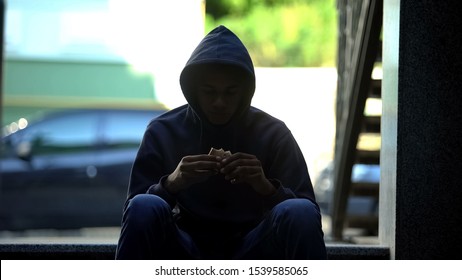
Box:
[3,58,159,125]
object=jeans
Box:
[115,194,327,259]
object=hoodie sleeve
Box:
[126,125,177,209]
[262,129,318,210]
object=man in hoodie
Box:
[115,25,327,259]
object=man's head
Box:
[195,63,249,125]
[180,26,255,126]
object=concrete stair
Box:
[0,243,390,260]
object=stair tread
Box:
[369,79,382,98]
[355,149,380,164]
[351,182,379,196]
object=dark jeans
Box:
[115,194,327,260]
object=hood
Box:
[180,25,256,125]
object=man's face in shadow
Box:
[196,64,245,125]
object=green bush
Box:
[205,0,337,67]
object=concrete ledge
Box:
[0,243,390,260]
[0,244,115,260]
[325,244,390,259]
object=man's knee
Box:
[263,199,326,259]
[124,194,172,225]
[273,198,321,220]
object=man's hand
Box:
[220,152,276,196]
[165,154,220,194]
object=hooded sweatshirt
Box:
[126,25,317,233]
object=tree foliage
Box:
[205,0,337,67]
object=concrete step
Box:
[0,243,390,260]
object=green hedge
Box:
[205,0,337,67]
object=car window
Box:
[20,112,99,155]
[102,111,153,149]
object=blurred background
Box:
[2,0,372,243]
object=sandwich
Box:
[208,147,232,157]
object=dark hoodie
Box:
[126,25,317,234]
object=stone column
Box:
[381,0,462,259]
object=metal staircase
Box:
[331,0,383,241]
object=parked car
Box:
[314,162,380,217]
[0,108,165,230]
